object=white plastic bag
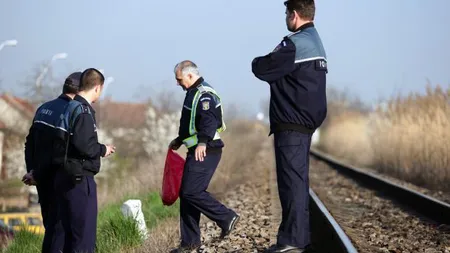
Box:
[121,199,148,239]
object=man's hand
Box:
[22,171,36,186]
[104,144,116,157]
[169,138,182,150]
[195,144,207,162]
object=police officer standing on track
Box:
[251,0,327,252]
[22,71,82,253]
[54,68,116,253]
[169,60,240,252]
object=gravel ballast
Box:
[309,158,450,253]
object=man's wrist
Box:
[100,144,107,157]
[198,136,208,144]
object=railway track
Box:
[309,148,450,225]
[309,188,358,253]
[140,144,449,252]
[309,148,450,253]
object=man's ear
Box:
[287,10,295,20]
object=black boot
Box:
[169,244,201,253]
[265,244,306,253]
[219,213,240,239]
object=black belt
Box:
[270,123,316,135]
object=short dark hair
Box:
[284,0,315,20]
[62,71,82,94]
[79,68,105,91]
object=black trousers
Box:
[179,151,235,247]
[55,172,98,253]
[274,130,312,248]
[37,181,65,253]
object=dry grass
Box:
[127,218,180,253]
[96,154,166,208]
[369,85,450,191]
[318,84,450,192]
[208,119,268,194]
[318,111,374,167]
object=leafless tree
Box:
[151,89,183,114]
[21,63,61,104]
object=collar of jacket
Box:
[186,77,204,92]
[58,94,72,101]
[74,94,96,114]
[294,22,314,33]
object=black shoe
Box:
[220,214,240,239]
[265,244,305,253]
[169,245,200,253]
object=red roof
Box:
[0,93,36,118]
[93,99,148,129]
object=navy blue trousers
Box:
[274,130,312,248]
[37,182,65,253]
[179,151,236,247]
[55,172,98,253]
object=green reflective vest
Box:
[182,85,226,148]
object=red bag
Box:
[161,149,186,206]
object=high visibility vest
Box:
[182,85,226,148]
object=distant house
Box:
[92,98,151,157]
[93,97,148,130]
[0,93,36,180]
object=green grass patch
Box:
[3,192,179,253]
[1,229,42,253]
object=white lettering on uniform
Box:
[39,109,53,116]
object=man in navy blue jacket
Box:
[54,68,115,253]
[252,0,328,252]
[23,72,82,253]
[169,60,240,252]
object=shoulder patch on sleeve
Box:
[201,100,210,111]
[272,40,287,53]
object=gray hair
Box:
[174,60,200,76]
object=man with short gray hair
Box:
[169,60,240,252]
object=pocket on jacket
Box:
[64,158,84,177]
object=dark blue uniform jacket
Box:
[25,94,106,183]
[66,95,106,177]
[176,77,224,153]
[25,94,73,183]
[252,22,328,135]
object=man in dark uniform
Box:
[54,68,115,253]
[22,71,82,253]
[169,60,240,252]
[251,0,328,252]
